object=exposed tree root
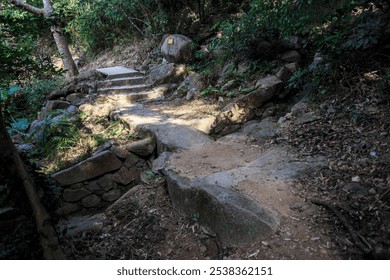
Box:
[310,199,373,255]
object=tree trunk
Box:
[0,107,65,259]
[7,0,79,77]
[51,25,79,77]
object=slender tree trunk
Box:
[50,25,79,77]
[7,0,79,77]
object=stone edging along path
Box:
[53,66,326,246]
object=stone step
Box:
[97,76,147,88]
[102,90,165,103]
[96,66,141,79]
[97,84,152,95]
[160,131,327,246]
[111,104,212,153]
[112,104,290,245]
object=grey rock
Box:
[276,66,291,84]
[48,89,66,100]
[66,105,79,114]
[280,50,301,63]
[255,76,284,92]
[164,170,279,245]
[343,182,369,199]
[294,112,321,125]
[285,62,299,72]
[93,140,114,156]
[210,83,281,134]
[124,152,141,167]
[152,152,172,173]
[220,125,241,136]
[44,100,71,113]
[290,99,308,117]
[87,175,116,194]
[15,143,35,154]
[149,63,183,85]
[242,118,279,139]
[102,189,122,202]
[139,58,151,72]
[126,137,156,157]
[76,69,98,81]
[59,214,105,237]
[174,72,205,100]
[82,194,102,208]
[112,166,140,185]
[161,34,194,63]
[237,61,250,75]
[110,145,129,159]
[28,119,46,143]
[209,48,228,60]
[63,188,91,203]
[281,36,303,50]
[51,151,123,186]
[217,62,235,85]
[114,104,212,152]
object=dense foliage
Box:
[0,1,58,87]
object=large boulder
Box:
[40,100,71,119]
[161,34,194,64]
[174,72,206,100]
[149,63,186,85]
[210,76,283,134]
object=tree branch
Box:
[7,0,46,17]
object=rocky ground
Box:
[57,83,389,260]
[2,36,388,260]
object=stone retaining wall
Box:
[53,138,156,216]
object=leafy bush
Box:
[68,0,171,52]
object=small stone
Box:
[369,188,377,194]
[280,50,301,63]
[261,241,269,247]
[352,176,361,182]
[276,67,291,83]
[82,194,102,208]
[285,62,299,72]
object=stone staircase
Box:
[56,66,327,248]
[96,66,155,102]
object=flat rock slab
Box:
[96,66,139,79]
[164,170,279,245]
[163,129,326,245]
[113,104,212,152]
[52,151,123,186]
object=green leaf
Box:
[8,85,20,95]
[11,118,29,132]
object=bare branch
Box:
[7,0,46,16]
